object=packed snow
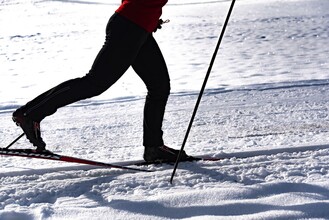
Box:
[1,0,329,219]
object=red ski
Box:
[0,148,152,172]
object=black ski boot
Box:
[143,145,192,162]
[12,109,46,151]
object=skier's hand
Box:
[154,19,170,32]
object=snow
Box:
[1,0,329,219]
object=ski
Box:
[115,156,223,167]
[0,148,152,172]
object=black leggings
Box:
[22,13,170,148]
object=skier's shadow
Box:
[107,182,329,219]
[172,161,241,184]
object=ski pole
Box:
[5,133,24,149]
[170,0,236,184]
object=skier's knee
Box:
[147,81,170,100]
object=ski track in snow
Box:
[1,0,329,219]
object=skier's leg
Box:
[17,14,149,122]
[13,14,149,148]
[132,35,191,162]
[132,35,170,148]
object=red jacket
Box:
[116,0,168,32]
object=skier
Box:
[12,0,190,162]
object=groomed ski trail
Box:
[1,146,329,219]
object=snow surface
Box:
[1,0,329,219]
